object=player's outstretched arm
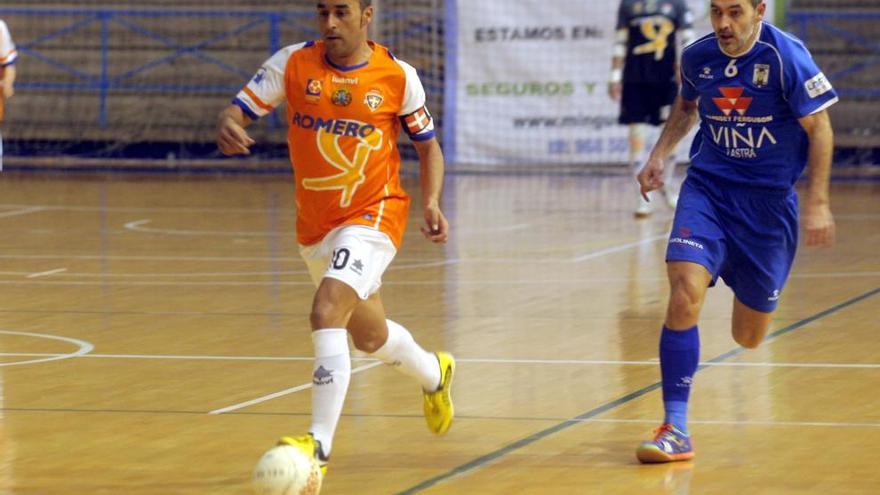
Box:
[798,109,835,247]
[412,137,448,244]
[217,105,255,156]
[638,96,698,199]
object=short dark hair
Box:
[360,0,372,8]
[749,0,764,7]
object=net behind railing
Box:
[0,0,444,162]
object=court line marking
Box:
[0,259,460,279]
[2,352,879,369]
[572,233,668,262]
[0,330,94,367]
[2,406,879,430]
[26,268,68,279]
[0,206,47,218]
[124,219,298,237]
[207,361,385,415]
[125,219,532,238]
[2,269,878,287]
[2,204,878,220]
[396,286,880,495]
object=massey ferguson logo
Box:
[712,86,752,116]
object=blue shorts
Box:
[666,172,799,312]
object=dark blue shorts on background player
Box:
[620,81,678,126]
[666,170,798,312]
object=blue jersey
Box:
[680,22,838,189]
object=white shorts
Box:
[299,225,397,300]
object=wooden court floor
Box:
[0,170,878,494]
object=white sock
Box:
[369,320,441,392]
[309,328,350,457]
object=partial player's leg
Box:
[731,298,774,348]
[653,81,680,209]
[347,294,455,435]
[278,276,361,476]
[636,262,708,463]
[637,178,726,463]
[279,226,391,474]
[721,186,798,350]
[629,123,652,218]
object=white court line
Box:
[208,361,385,415]
[26,268,68,279]
[5,269,877,287]
[0,206,46,218]
[0,330,94,367]
[0,203,293,214]
[572,233,668,262]
[124,219,298,237]
[570,418,880,428]
[2,352,879,369]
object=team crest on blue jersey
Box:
[332,88,353,106]
[364,90,384,111]
[753,64,770,88]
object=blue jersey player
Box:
[609,0,694,217]
[635,0,837,463]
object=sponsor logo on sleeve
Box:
[805,72,832,98]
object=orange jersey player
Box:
[217,0,455,479]
[234,37,435,248]
[1,18,18,169]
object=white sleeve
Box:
[233,43,304,120]
[395,59,435,141]
[0,21,17,66]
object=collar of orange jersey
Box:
[323,40,376,72]
[719,21,763,59]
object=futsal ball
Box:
[252,445,323,495]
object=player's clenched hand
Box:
[803,201,835,247]
[217,117,255,156]
[637,157,665,201]
[420,204,449,244]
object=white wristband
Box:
[610,68,623,83]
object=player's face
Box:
[317,1,373,60]
[710,0,766,56]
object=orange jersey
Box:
[0,19,17,123]
[235,41,435,248]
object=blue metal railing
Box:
[0,8,319,128]
[788,11,880,98]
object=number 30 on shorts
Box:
[331,248,350,270]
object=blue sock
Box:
[659,325,700,434]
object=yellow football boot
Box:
[423,352,455,435]
[277,433,329,476]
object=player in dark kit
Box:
[609,0,694,217]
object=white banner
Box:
[444,0,774,166]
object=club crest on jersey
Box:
[332,88,353,106]
[364,90,384,111]
[753,64,770,88]
[306,79,323,103]
[699,66,714,80]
